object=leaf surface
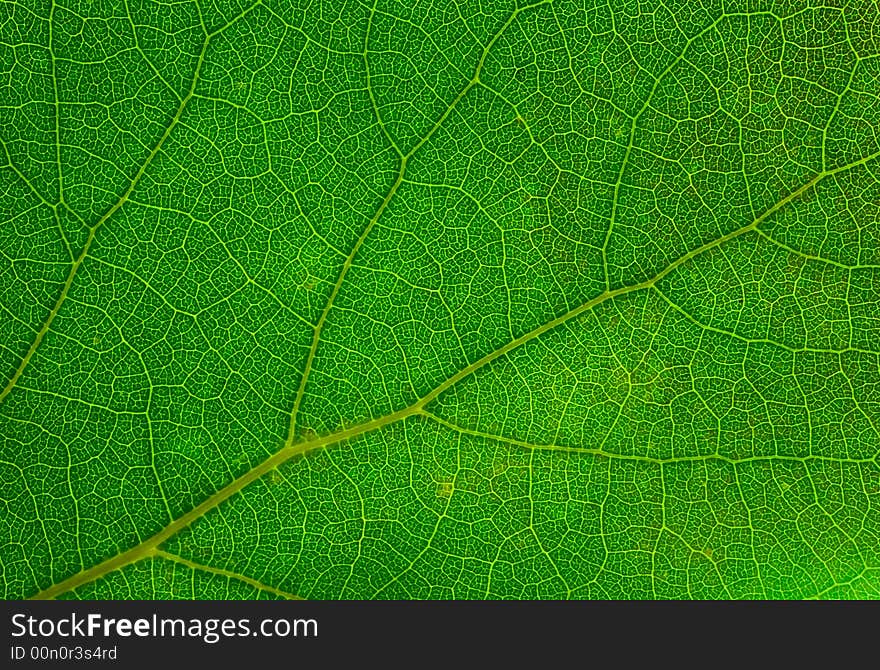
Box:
[2,0,880,599]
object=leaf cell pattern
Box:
[1,0,879,599]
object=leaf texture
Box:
[2,0,880,600]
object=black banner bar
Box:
[0,599,872,667]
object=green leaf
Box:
[2,0,879,600]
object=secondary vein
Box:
[285,0,551,438]
[0,0,266,407]
[0,39,211,406]
[152,549,304,600]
